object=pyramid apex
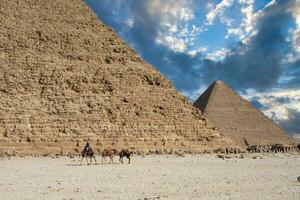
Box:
[213,80,225,85]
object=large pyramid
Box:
[0,0,233,155]
[194,80,294,148]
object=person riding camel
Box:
[83,142,91,153]
[81,142,97,165]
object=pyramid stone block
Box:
[0,0,233,155]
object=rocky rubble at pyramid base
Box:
[214,144,298,154]
[1,142,299,158]
[0,140,231,157]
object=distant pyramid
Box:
[194,80,294,148]
[0,0,233,155]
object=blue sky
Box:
[85,0,300,134]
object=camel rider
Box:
[83,142,91,153]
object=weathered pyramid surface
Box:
[0,0,233,155]
[194,80,294,148]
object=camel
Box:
[80,148,97,165]
[119,149,132,164]
[101,149,117,164]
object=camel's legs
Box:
[127,155,130,164]
[119,156,123,164]
[109,156,113,164]
[93,155,97,165]
[85,156,89,165]
[80,156,84,165]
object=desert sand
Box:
[0,153,299,200]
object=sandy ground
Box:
[0,153,299,200]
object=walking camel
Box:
[101,148,116,164]
[80,148,97,165]
[119,149,132,164]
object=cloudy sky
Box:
[85,0,300,134]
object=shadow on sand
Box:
[67,162,122,167]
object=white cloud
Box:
[156,35,187,52]
[291,0,300,53]
[205,48,231,61]
[188,47,207,57]
[284,1,300,62]
[226,28,244,39]
[239,0,255,34]
[179,27,189,37]
[220,15,234,27]
[147,0,194,22]
[283,52,300,65]
[146,0,196,52]
[169,25,178,33]
[125,18,134,27]
[243,88,300,121]
[190,25,207,37]
[237,0,277,44]
[205,0,234,25]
